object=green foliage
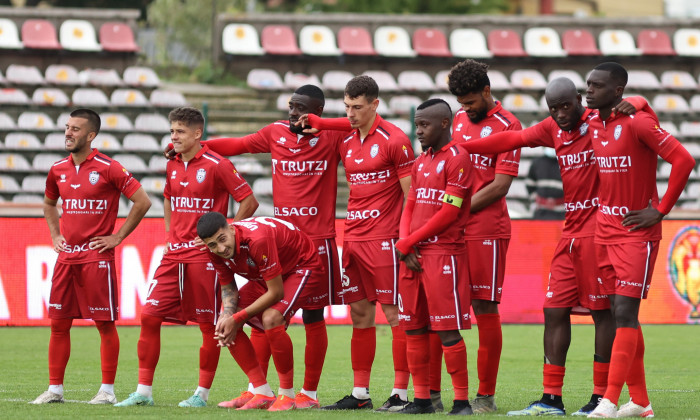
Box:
[287,0,509,14]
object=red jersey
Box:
[45,149,141,263]
[341,114,414,241]
[409,141,473,254]
[520,109,598,238]
[451,102,521,240]
[220,121,343,240]
[588,110,681,243]
[208,216,322,285]
[164,145,253,261]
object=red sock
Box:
[351,327,376,388]
[303,320,328,392]
[429,332,443,392]
[593,361,609,396]
[227,329,267,387]
[604,327,638,405]
[137,314,163,386]
[542,363,566,396]
[443,339,468,400]
[476,313,502,396]
[49,318,73,385]
[626,327,649,407]
[406,334,430,399]
[95,321,119,384]
[250,328,271,378]
[198,322,219,389]
[265,325,294,389]
[391,326,410,390]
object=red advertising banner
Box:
[0,218,697,326]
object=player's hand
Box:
[622,200,664,231]
[194,236,207,251]
[613,100,637,115]
[163,243,169,256]
[52,235,67,253]
[89,234,122,253]
[404,247,423,272]
[214,316,241,347]
[296,114,320,134]
[163,144,176,160]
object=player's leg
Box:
[438,329,471,415]
[261,307,295,410]
[573,309,614,416]
[226,328,276,410]
[428,331,444,411]
[297,308,327,408]
[92,321,119,404]
[376,302,410,411]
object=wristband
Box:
[233,309,249,324]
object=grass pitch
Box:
[0,324,697,419]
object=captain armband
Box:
[443,193,463,208]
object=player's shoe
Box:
[431,392,444,413]
[395,401,436,414]
[218,390,254,408]
[617,399,654,418]
[587,398,617,418]
[268,395,296,411]
[471,394,498,413]
[448,400,473,415]
[236,394,276,410]
[573,395,603,416]
[294,392,320,409]
[376,393,409,412]
[506,401,566,416]
[114,392,154,407]
[30,390,64,404]
[178,394,207,407]
[88,390,117,405]
[321,395,373,410]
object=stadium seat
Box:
[59,19,101,51]
[0,112,16,129]
[660,70,698,90]
[561,29,600,55]
[18,111,55,131]
[657,161,673,179]
[247,68,284,90]
[101,113,133,131]
[45,64,80,85]
[0,69,4,84]
[82,68,123,86]
[44,132,67,150]
[658,121,679,137]
[252,177,273,196]
[6,64,44,85]
[652,93,690,113]
[0,88,30,105]
[322,98,345,115]
[690,95,700,112]
[386,118,412,136]
[599,29,641,55]
[524,27,566,57]
[502,93,541,112]
[673,28,700,56]
[72,88,111,107]
[21,19,61,49]
[276,93,292,112]
[148,155,168,172]
[0,18,22,49]
[134,113,170,133]
[434,70,450,91]
[0,153,31,171]
[322,70,354,91]
[547,70,586,89]
[140,176,167,194]
[20,175,46,193]
[222,23,264,55]
[488,70,511,91]
[637,29,675,55]
[397,70,436,91]
[12,194,44,204]
[93,133,122,151]
[123,133,160,152]
[362,70,398,91]
[680,122,700,138]
[111,89,149,106]
[283,71,321,90]
[150,89,187,107]
[112,154,148,172]
[32,153,63,171]
[374,26,416,57]
[449,28,492,58]
[299,25,340,56]
[123,66,160,87]
[487,29,526,57]
[261,25,301,55]
[55,112,71,128]
[32,88,70,106]
[626,70,661,90]
[510,69,548,90]
[388,95,422,116]
[230,156,265,175]
[376,97,390,115]
[99,22,139,52]
[337,26,376,55]
[412,28,451,57]
[5,132,41,150]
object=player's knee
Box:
[50,318,73,334]
[261,309,284,329]
[94,320,116,334]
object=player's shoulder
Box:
[492,105,520,128]
[200,148,230,166]
[93,151,118,168]
[376,120,410,143]
[51,155,72,168]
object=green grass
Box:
[0,325,697,418]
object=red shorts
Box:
[314,237,342,306]
[239,266,328,330]
[596,241,659,299]
[142,259,221,324]
[339,239,399,305]
[398,251,472,331]
[466,238,509,302]
[545,237,610,312]
[49,260,118,321]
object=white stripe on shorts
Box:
[391,238,399,305]
[491,239,498,301]
[451,255,462,330]
[107,262,115,321]
[640,242,652,299]
[283,269,311,318]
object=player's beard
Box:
[66,135,87,153]
[468,108,488,124]
[289,120,306,134]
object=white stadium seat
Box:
[502,93,541,112]
[652,94,690,113]
[673,28,700,56]
[488,70,511,90]
[660,70,698,90]
[0,153,32,171]
[0,18,23,49]
[626,70,661,90]
[93,134,122,151]
[18,111,55,131]
[44,132,67,150]
[449,28,492,58]
[21,175,47,193]
[134,113,170,133]
[362,70,398,91]
[112,154,148,172]
[72,88,111,107]
[111,89,149,106]
[32,153,63,171]
[59,19,101,51]
[397,70,436,91]
[598,29,641,55]
[45,64,81,85]
[322,70,354,91]
[247,68,284,90]
[299,25,341,56]
[388,95,422,116]
[374,26,416,57]
[6,64,44,84]
[283,71,321,90]
[547,70,586,90]
[0,88,29,104]
[32,88,70,106]
[140,176,167,194]
[81,68,122,86]
[0,112,16,129]
[434,70,450,91]
[510,69,548,90]
[5,132,42,149]
[150,89,188,107]
[123,66,161,87]
[524,27,566,57]
[101,113,133,131]
[222,23,264,55]
[0,175,21,192]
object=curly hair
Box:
[168,106,204,127]
[344,75,379,101]
[448,59,490,97]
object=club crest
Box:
[370,144,379,158]
[579,122,589,136]
[89,171,99,185]
[196,168,206,183]
[614,125,622,140]
[309,137,318,147]
[436,160,445,174]
[480,126,492,138]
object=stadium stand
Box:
[321,70,354,91]
[21,19,61,50]
[111,88,149,107]
[299,25,340,56]
[412,28,451,57]
[524,27,566,57]
[397,70,436,91]
[561,29,600,55]
[449,28,493,58]
[72,88,111,107]
[247,68,285,90]
[45,64,81,85]
[673,28,700,56]
[0,18,22,49]
[222,23,264,55]
[6,64,44,85]
[660,70,698,90]
[510,69,548,90]
[32,88,70,106]
[337,26,376,55]
[374,26,416,57]
[488,29,527,56]
[99,22,139,52]
[59,19,101,51]
[261,24,302,55]
[637,29,676,55]
[598,29,641,55]
[123,66,160,87]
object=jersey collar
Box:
[175,144,209,162]
[364,113,384,137]
[485,101,503,118]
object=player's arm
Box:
[233,193,258,221]
[399,174,411,204]
[299,113,352,132]
[396,196,423,272]
[43,195,65,253]
[214,264,241,346]
[613,96,648,115]
[458,130,529,155]
[395,193,463,256]
[162,197,171,255]
[90,187,151,253]
[471,173,514,213]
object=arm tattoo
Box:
[221,283,238,316]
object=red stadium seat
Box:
[412,28,451,57]
[21,19,61,50]
[487,29,526,57]
[637,29,675,55]
[561,29,600,55]
[261,25,301,55]
[100,22,139,52]
[338,26,376,55]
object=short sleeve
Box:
[209,253,236,285]
[444,152,472,199]
[495,120,522,176]
[633,112,681,159]
[249,233,282,281]
[108,159,141,199]
[45,169,60,200]
[390,134,415,178]
[244,125,274,154]
[216,159,253,202]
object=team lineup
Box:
[30,59,696,417]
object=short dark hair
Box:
[294,84,325,106]
[593,62,628,87]
[345,75,379,101]
[70,108,101,134]
[168,106,204,127]
[416,98,452,117]
[448,59,490,97]
[197,211,229,240]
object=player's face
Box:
[547,94,582,132]
[170,120,201,155]
[344,95,378,129]
[414,109,445,151]
[456,89,489,123]
[203,225,236,259]
[64,117,94,153]
[585,70,619,110]
[288,94,319,134]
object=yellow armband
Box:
[443,193,463,208]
